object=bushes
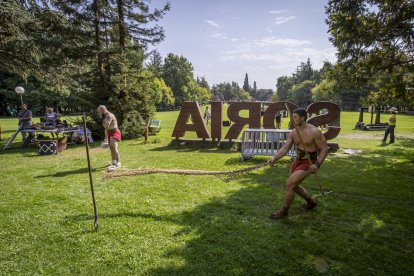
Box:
[119,110,145,139]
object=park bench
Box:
[149,119,161,134]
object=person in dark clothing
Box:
[382,107,398,144]
[17,104,32,142]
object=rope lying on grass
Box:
[104,162,268,179]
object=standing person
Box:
[275,112,282,129]
[267,108,328,219]
[17,104,32,142]
[204,106,211,125]
[382,107,398,144]
[97,105,122,169]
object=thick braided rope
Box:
[104,162,268,179]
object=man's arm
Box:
[102,114,114,129]
[268,131,295,165]
[313,129,328,169]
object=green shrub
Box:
[119,110,145,139]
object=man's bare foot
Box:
[270,208,289,219]
[302,198,318,210]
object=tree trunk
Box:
[93,0,105,83]
[117,0,125,50]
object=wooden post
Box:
[144,118,151,141]
[83,114,99,231]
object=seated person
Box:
[44,107,60,126]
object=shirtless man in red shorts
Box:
[267,108,327,219]
[97,105,122,170]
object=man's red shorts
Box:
[108,129,122,142]
[290,159,317,174]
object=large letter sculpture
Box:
[211,101,222,141]
[172,102,210,139]
[224,102,261,140]
[307,101,341,140]
[263,101,298,129]
[172,101,341,141]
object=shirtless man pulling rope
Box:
[267,108,328,219]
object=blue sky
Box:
[152,0,337,89]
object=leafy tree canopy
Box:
[162,53,194,105]
[326,0,414,106]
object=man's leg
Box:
[383,126,390,141]
[294,185,311,200]
[283,170,314,208]
[109,137,120,165]
[295,185,318,209]
[21,129,27,142]
[389,126,395,143]
[271,169,313,219]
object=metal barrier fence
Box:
[241,129,296,161]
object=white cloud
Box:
[284,47,337,66]
[230,38,239,42]
[254,37,311,47]
[267,10,287,15]
[273,16,296,25]
[208,32,228,40]
[219,46,337,65]
[206,20,220,28]
[222,48,250,55]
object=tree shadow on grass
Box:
[64,212,172,224]
[0,146,31,155]
[376,137,414,148]
[0,141,103,157]
[35,166,106,178]
[149,140,239,154]
[147,148,414,275]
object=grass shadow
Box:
[64,212,173,224]
[147,148,414,275]
[149,140,239,154]
[35,166,106,178]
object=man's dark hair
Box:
[293,108,308,120]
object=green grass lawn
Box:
[0,110,413,274]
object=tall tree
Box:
[197,76,210,90]
[162,53,194,105]
[289,80,315,107]
[146,50,164,78]
[0,1,77,80]
[293,58,315,83]
[325,0,414,105]
[253,89,274,102]
[326,0,414,75]
[0,0,172,135]
[243,73,250,92]
[276,76,294,101]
